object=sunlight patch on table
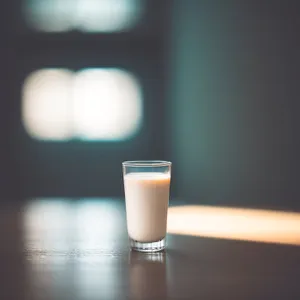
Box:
[168,205,300,246]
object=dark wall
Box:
[170,1,300,209]
[0,1,170,198]
[1,0,300,208]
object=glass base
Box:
[130,237,166,253]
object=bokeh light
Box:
[22,69,74,141]
[73,69,142,141]
[22,68,143,141]
[24,0,144,33]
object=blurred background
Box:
[0,0,299,210]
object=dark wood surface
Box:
[0,198,299,300]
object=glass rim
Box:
[122,160,172,167]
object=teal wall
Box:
[170,1,299,208]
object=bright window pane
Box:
[25,0,75,32]
[24,0,144,33]
[22,69,74,140]
[73,69,142,140]
[22,68,143,141]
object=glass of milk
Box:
[122,160,172,252]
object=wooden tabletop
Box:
[0,198,299,300]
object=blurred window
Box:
[23,0,144,32]
[22,68,143,141]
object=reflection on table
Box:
[0,198,298,300]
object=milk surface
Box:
[124,172,171,243]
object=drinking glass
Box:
[122,160,172,252]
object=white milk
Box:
[124,172,171,243]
